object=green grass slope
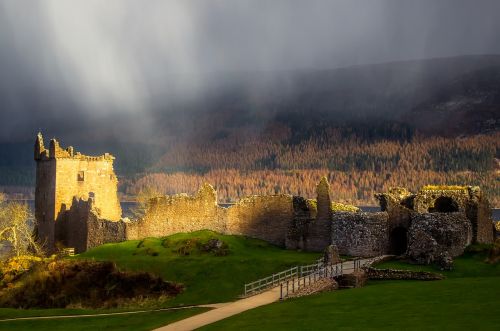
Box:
[0,307,208,331]
[200,247,500,330]
[74,230,320,306]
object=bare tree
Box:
[0,194,43,257]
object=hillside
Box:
[1,55,499,205]
[75,231,319,306]
[408,66,500,135]
[125,133,499,205]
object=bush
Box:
[331,202,360,212]
[0,260,183,308]
[173,237,230,256]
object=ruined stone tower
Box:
[34,133,122,251]
[305,176,333,251]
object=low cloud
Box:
[1,0,500,140]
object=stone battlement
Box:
[35,133,115,161]
[34,133,121,252]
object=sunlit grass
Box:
[200,247,500,330]
[74,230,320,306]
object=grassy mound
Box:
[199,246,500,330]
[74,230,320,306]
[0,260,182,309]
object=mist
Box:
[1,0,500,141]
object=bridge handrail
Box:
[300,258,324,277]
[244,266,298,296]
[279,258,364,300]
[243,257,368,298]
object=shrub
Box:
[331,202,360,212]
[0,260,183,308]
[173,237,230,256]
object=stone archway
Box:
[429,196,459,213]
[390,226,408,255]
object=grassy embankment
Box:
[200,245,500,330]
[0,230,319,329]
[73,230,320,306]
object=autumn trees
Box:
[123,133,499,206]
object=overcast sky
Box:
[1,0,500,140]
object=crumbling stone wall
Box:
[375,187,414,230]
[464,187,494,244]
[285,196,312,250]
[414,187,470,213]
[126,184,294,246]
[364,267,444,280]
[57,197,126,253]
[306,177,333,251]
[406,212,472,264]
[126,184,224,240]
[126,182,335,250]
[377,186,494,244]
[332,212,390,257]
[226,194,293,246]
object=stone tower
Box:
[34,133,122,251]
[305,176,333,251]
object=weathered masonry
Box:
[34,135,496,265]
[34,133,122,251]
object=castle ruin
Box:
[34,135,495,264]
[34,133,122,251]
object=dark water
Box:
[13,200,500,220]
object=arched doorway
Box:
[429,197,459,213]
[390,227,407,255]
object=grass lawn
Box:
[73,230,320,306]
[200,247,500,330]
[0,307,208,331]
[0,308,104,320]
[0,231,318,324]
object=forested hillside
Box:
[1,55,499,205]
[123,132,499,205]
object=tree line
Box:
[123,133,500,206]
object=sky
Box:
[1,0,500,141]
